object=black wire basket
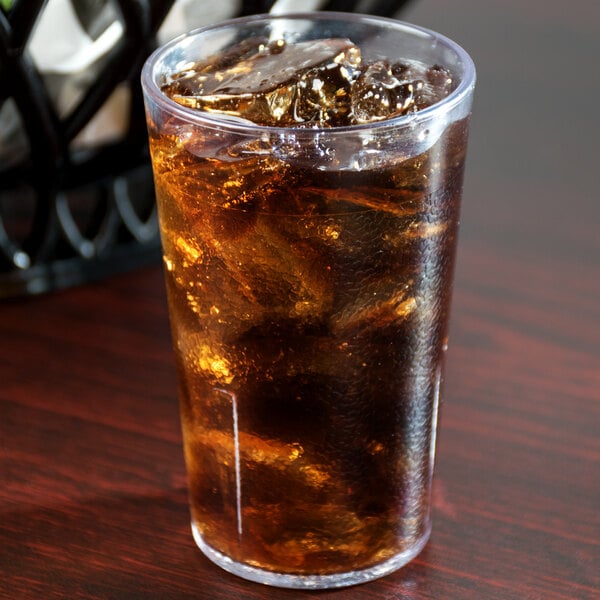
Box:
[0,0,410,298]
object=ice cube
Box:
[297,184,422,218]
[190,426,331,488]
[292,44,360,126]
[391,60,454,112]
[351,61,405,123]
[333,285,417,338]
[163,38,360,127]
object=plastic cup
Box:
[142,12,475,589]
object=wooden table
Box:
[1,1,598,598]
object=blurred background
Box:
[404,0,598,270]
[0,0,597,298]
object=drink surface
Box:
[149,36,469,576]
[161,37,455,126]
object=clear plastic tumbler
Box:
[142,12,475,589]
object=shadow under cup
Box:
[142,12,475,589]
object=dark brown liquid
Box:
[149,115,469,574]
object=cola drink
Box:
[142,13,475,589]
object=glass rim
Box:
[141,11,476,136]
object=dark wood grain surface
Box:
[1,1,599,598]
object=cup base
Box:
[191,522,431,589]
